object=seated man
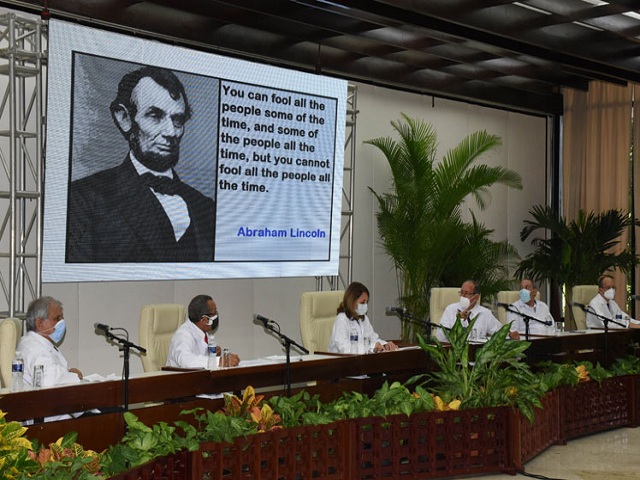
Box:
[17,296,83,388]
[166,294,240,368]
[508,278,556,336]
[586,274,640,329]
[437,280,520,342]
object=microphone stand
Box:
[102,330,146,414]
[394,310,445,341]
[257,319,309,396]
[498,304,550,341]
[577,304,625,365]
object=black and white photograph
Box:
[65,54,219,263]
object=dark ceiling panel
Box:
[1,0,639,115]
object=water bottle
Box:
[11,353,24,392]
[207,335,218,370]
[349,326,358,354]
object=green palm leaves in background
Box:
[366,114,523,341]
[516,205,639,329]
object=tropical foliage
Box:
[4,353,638,478]
[516,206,639,329]
[366,114,522,340]
[415,317,545,422]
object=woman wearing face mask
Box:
[16,296,83,389]
[586,274,640,330]
[328,282,398,354]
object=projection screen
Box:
[42,20,347,282]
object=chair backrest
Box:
[496,290,540,324]
[571,285,599,330]
[429,288,461,325]
[139,304,185,372]
[300,290,344,353]
[0,318,21,389]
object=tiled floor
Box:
[475,427,640,480]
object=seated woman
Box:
[328,281,398,354]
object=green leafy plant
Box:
[0,411,38,479]
[416,318,544,422]
[101,412,183,476]
[610,354,640,375]
[366,114,522,340]
[516,206,639,329]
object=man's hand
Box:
[69,367,83,380]
[228,353,241,367]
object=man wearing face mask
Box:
[166,294,240,368]
[586,275,640,329]
[507,279,555,336]
[436,280,519,342]
[16,296,83,388]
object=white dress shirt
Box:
[586,294,639,329]
[16,331,82,387]
[507,299,556,335]
[437,302,503,343]
[131,153,190,241]
[166,319,209,368]
[328,312,385,354]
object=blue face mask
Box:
[519,289,531,303]
[49,319,66,344]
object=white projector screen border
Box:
[42,20,346,282]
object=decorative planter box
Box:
[108,450,189,480]
[509,389,561,470]
[352,407,514,479]
[560,375,633,441]
[190,420,350,480]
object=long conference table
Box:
[1,328,639,451]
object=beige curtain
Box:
[563,82,634,322]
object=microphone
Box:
[385,306,405,316]
[496,302,511,309]
[253,314,272,325]
[94,322,110,332]
[572,302,587,311]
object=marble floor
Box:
[475,427,640,480]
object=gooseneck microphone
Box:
[253,314,272,325]
[94,322,111,332]
[496,302,510,309]
[571,302,587,311]
[385,306,405,316]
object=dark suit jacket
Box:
[66,157,215,263]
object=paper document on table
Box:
[82,373,120,382]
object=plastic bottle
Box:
[349,326,359,354]
[11,353,24,392]
[207,335,218,370]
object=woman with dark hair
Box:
[327,281,398,354]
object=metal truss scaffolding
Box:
[0,12,44,318]
[317,84,357,292]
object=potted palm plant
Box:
[516,205,639,330]
[366,114,522,341]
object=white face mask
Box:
[356,303,368,316]
[604,288,615,300]
[459,296,471,310]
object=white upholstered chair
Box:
[0,318,22,389]
[496,290,540,324]
[139,304,185,372]
[299,290,344,353]
[571,285,599,331]
[429,287,461,327]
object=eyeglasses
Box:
[459,290,476,297]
